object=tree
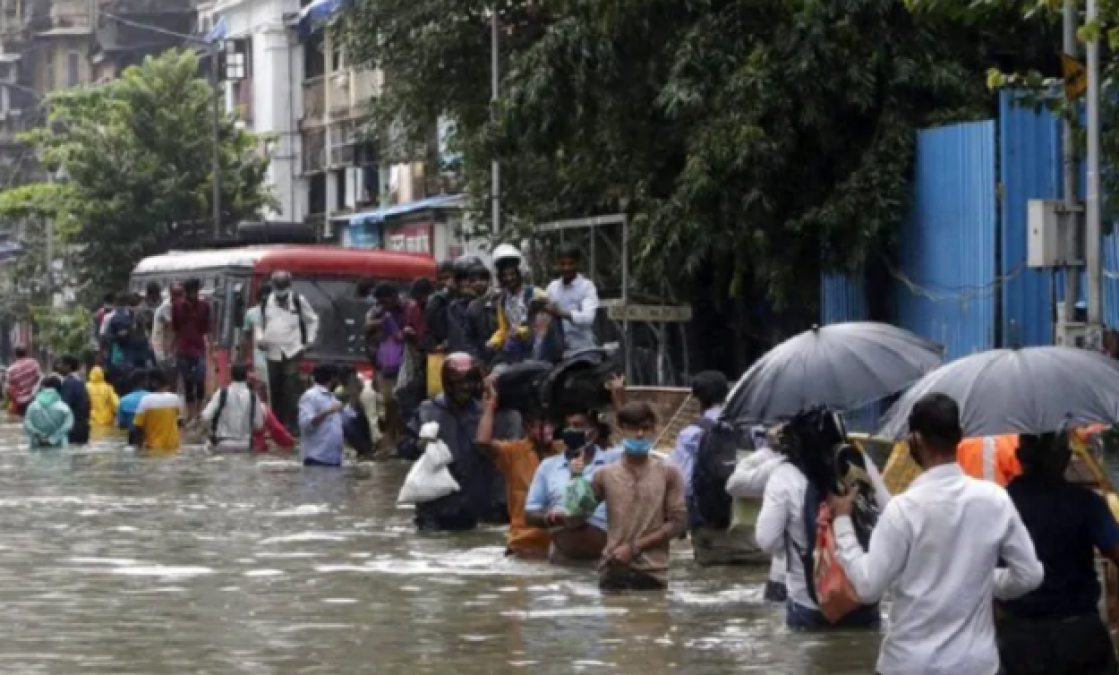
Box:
[343,0,1051,368]
[0,49,275,300]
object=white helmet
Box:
[492,243,523,270]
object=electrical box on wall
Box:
[1027,199,1072,268]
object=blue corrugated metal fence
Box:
[894,121,998,360]
[820,273,879,432]
[999,92,1059,347]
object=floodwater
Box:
[0,420,880,675]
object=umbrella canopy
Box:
[876,346,1119,439]
[722,322,944,424]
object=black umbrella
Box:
[876,346,1119,439]
[722,322,944,424]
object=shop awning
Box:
[348,194,465,227]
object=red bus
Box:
[130,245,435,388]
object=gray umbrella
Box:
[721,322,944,424]
[876,346,1119,439]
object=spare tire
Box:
[494,360,552,413]
[540,348,620,416]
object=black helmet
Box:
[453,255,485,280]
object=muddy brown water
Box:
[0,420,881,674]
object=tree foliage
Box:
[343,0,1052,315]
[31,305,93,360]
[0,49,275,300]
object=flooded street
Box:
[0,419,879,675]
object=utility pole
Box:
[1086,0,1103,348]
[490,7,500,235]
[1058,0,1082,346]
[211,42,222,239]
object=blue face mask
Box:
[622,436,653,455]
[365,295,377,306]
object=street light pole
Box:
[211,42,222,239]
[490,7,500,235]
[1086,0,1103,339]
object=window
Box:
[334,169,345,210]
[66,51,79,88]
[331,45,343,72]
[304,32,325,79]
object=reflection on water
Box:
[0,420,879,674]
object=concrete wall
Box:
[209,0,303,222]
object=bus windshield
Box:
[290,277,367,363]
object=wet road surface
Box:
[0,420,880,674]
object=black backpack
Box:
[209,387,258,443]
[691,418,747,529]
[261,294,307,346]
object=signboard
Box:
[605,303,692,323]
[1061,53,1087,101]
[347,222,382,249]
[385,223,432,254]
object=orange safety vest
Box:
[957,435,1022,487]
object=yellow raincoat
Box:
[86,367,119,427]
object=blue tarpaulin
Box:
[296,0,352,39]
[348,194,465,227]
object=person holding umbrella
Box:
[996,431,1119,675]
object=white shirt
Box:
[726,446,787,583]
[834,463,1044,675]
[201,382,266,452]
[545,274,599,353]
[151,299,173,362]
[754,457,890,610]
[253,293,320,361]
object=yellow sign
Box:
[1061,53,1087,101]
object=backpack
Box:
[791,445,880,622]
[261,294,307,346]
[210,387,257,443]
[691,418,746,529]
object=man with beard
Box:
[397,352,519,531]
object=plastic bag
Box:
[564,475,598,519]
[728,497,762,533]
[397,424,459,505]
[813,501,863,623]
[394,347,425,415]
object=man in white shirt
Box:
[253,270,319,433]
[725,425,789,601]
[201,364,265,453]
[829,392,1044,675]
[545,243,599,355]
[151,281,182,370]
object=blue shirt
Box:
[298,384,344,466]
[117,389,149,429]
[525,446,622,530]
[670,406,722,497]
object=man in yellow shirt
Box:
[133,369,185,453]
